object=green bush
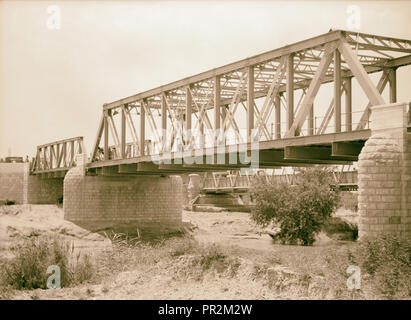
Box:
[250,167,340,246]
[1,236,93,290]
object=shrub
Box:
[354,234,410,298]
[191,244,241,276]
[323,217,358,241]
[250,167,340,246]
[5,199,15,206]
[1,236,94,290]
[323,234,411,299]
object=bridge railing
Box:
[31,137,86,175]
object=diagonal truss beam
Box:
[356,69,390,130]
[255,56,287,139]
[286,41,340,137]
[338,37,385,107]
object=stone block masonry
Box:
[63,165,183,237]
[0,163,26,203]
[357,102,411,239]
[26,175,63,204]
[0,162,63,204]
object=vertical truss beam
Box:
[91,115,104,161]
[214,76,220,146]
[388,68,397,103]
[162,93,167,149]
[334,50,342,133]
[275,94,281,139]
[308,103,314,135]
[123,105,140,155]
[104,110,109,161]
[247,66,254,144]
[140,101,145,156]
[186,86,192,144]
[121,105,126,159]
[286,54,294,130]
[344,77,352,132]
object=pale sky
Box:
[1,0,411,158]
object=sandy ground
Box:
[0,205,111,259]
[183,210,341,251]
[0,205,356,300]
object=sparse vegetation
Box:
[0,199,16,206]
[323,217,358,241]
[323,234,411,299]
[57,196,63,207]
[0,236,94,290]
[0,205,409,300]
[250,167,340,245]
[353,234,410,298]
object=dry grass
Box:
[1,230,409,300]
[0,236,94,292]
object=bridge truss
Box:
[31,30,411,176]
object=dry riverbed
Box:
[0,204,365,300]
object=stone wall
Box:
[26,176,64,204]
[357,102,411,239]
[63,166,183,237]
[0,163,26,203]
[0,162,63,204]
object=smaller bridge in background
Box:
[30,137,85,178]
[201,166,358,193]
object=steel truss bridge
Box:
[30,30,411,177]
[201,167,358,194]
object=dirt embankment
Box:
[0,205,110,259]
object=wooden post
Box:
[286,54,294,131]
[334,49,341,133]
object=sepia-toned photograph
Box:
[0,0,410,308]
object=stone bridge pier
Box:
[63,155,183,237]
[358,102,411,239]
